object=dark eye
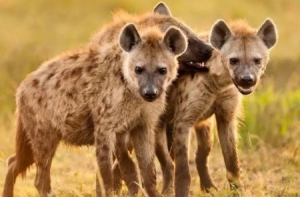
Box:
[158,67,167,75]
[229,58,239,65]
[254,58,262,65]
[135,66,144,74]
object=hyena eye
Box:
[158,67,167,75]
[135,66,144,74]
[229,58,239,65]
[254,58,262,65]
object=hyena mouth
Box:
[179,61,209,72]
[234,83,255,95]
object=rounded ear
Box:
[210,20,232,50]
[153,2,171,16]
[119,23,141,52]
[163,27,187,56]
[257,18,278,49]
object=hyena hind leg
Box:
[155,123,174,195]
[112,159,122,194]
[31,128,60,197]
[2,156,22,197]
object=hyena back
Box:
[2,20,188,197]
[91,3,213,73]
[161,19,277,196]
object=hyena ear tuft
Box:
[119,23,141,52]
[153,2,172,16]
[163,27,187,56]
[210,20,232,50]
[257,18,278,49]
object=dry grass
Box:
[1,129,299,196]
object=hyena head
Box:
[119,23,187,102]
[210,19,278,94]
[153,3,213,72]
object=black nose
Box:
[239,75,255,86]
[143,89,158,101]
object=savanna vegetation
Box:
[0,0,299,196]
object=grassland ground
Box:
[0,120,299,196]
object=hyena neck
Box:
[208,51,233,89]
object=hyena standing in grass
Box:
[114,19,278,197]
[89,3,214,196]
[162,19,278,196]
[2,21,189,197]
[2,3,214,197]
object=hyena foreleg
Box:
[173,121,193,197]
[130,123,160,197]
[114,132,139,196]
[194,119,216,191]
[215,101,241,192]
[94,123,116,197]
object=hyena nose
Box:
[240,75,255,86]
[143,89,158,102]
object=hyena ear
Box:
[153,2,172,16]
[119,23,141,52]
[210,20,232,50]
[257,18,278,49]
[163,27,187,56]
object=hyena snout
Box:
[234,72,258,95]
[141,85,159,102]
[238,74,256,87]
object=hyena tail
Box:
[2,116,34,197]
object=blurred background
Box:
[0,0,299,196]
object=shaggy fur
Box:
[2,14,188,197]
[2,3,215,197]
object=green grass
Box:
[0,0,300,196]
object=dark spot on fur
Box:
[81,81,88,88]
[66,92,73,99]
[102,144,109,152]
[86,65,95,73]
[184,94,189,101]
[102,96,107,104]
[32,79,39,87]
[55,80,61,89]
[88,49,98,63]
[105,104,112,111]
[69,54,79,61]
[37,97,43,105]
[70,67,82,77]
[63,71,70,80]
[114,54,121,61]
[47,72,55,80]
[120,73,125,83]
[97,108,102,116]
[19,93,26,105]
[48,62,57,67]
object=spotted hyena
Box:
[114,19,278,197]
[2,3,214,197]
[2,16,190,197]
[159,19,278,196]
[90,2,215,196]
